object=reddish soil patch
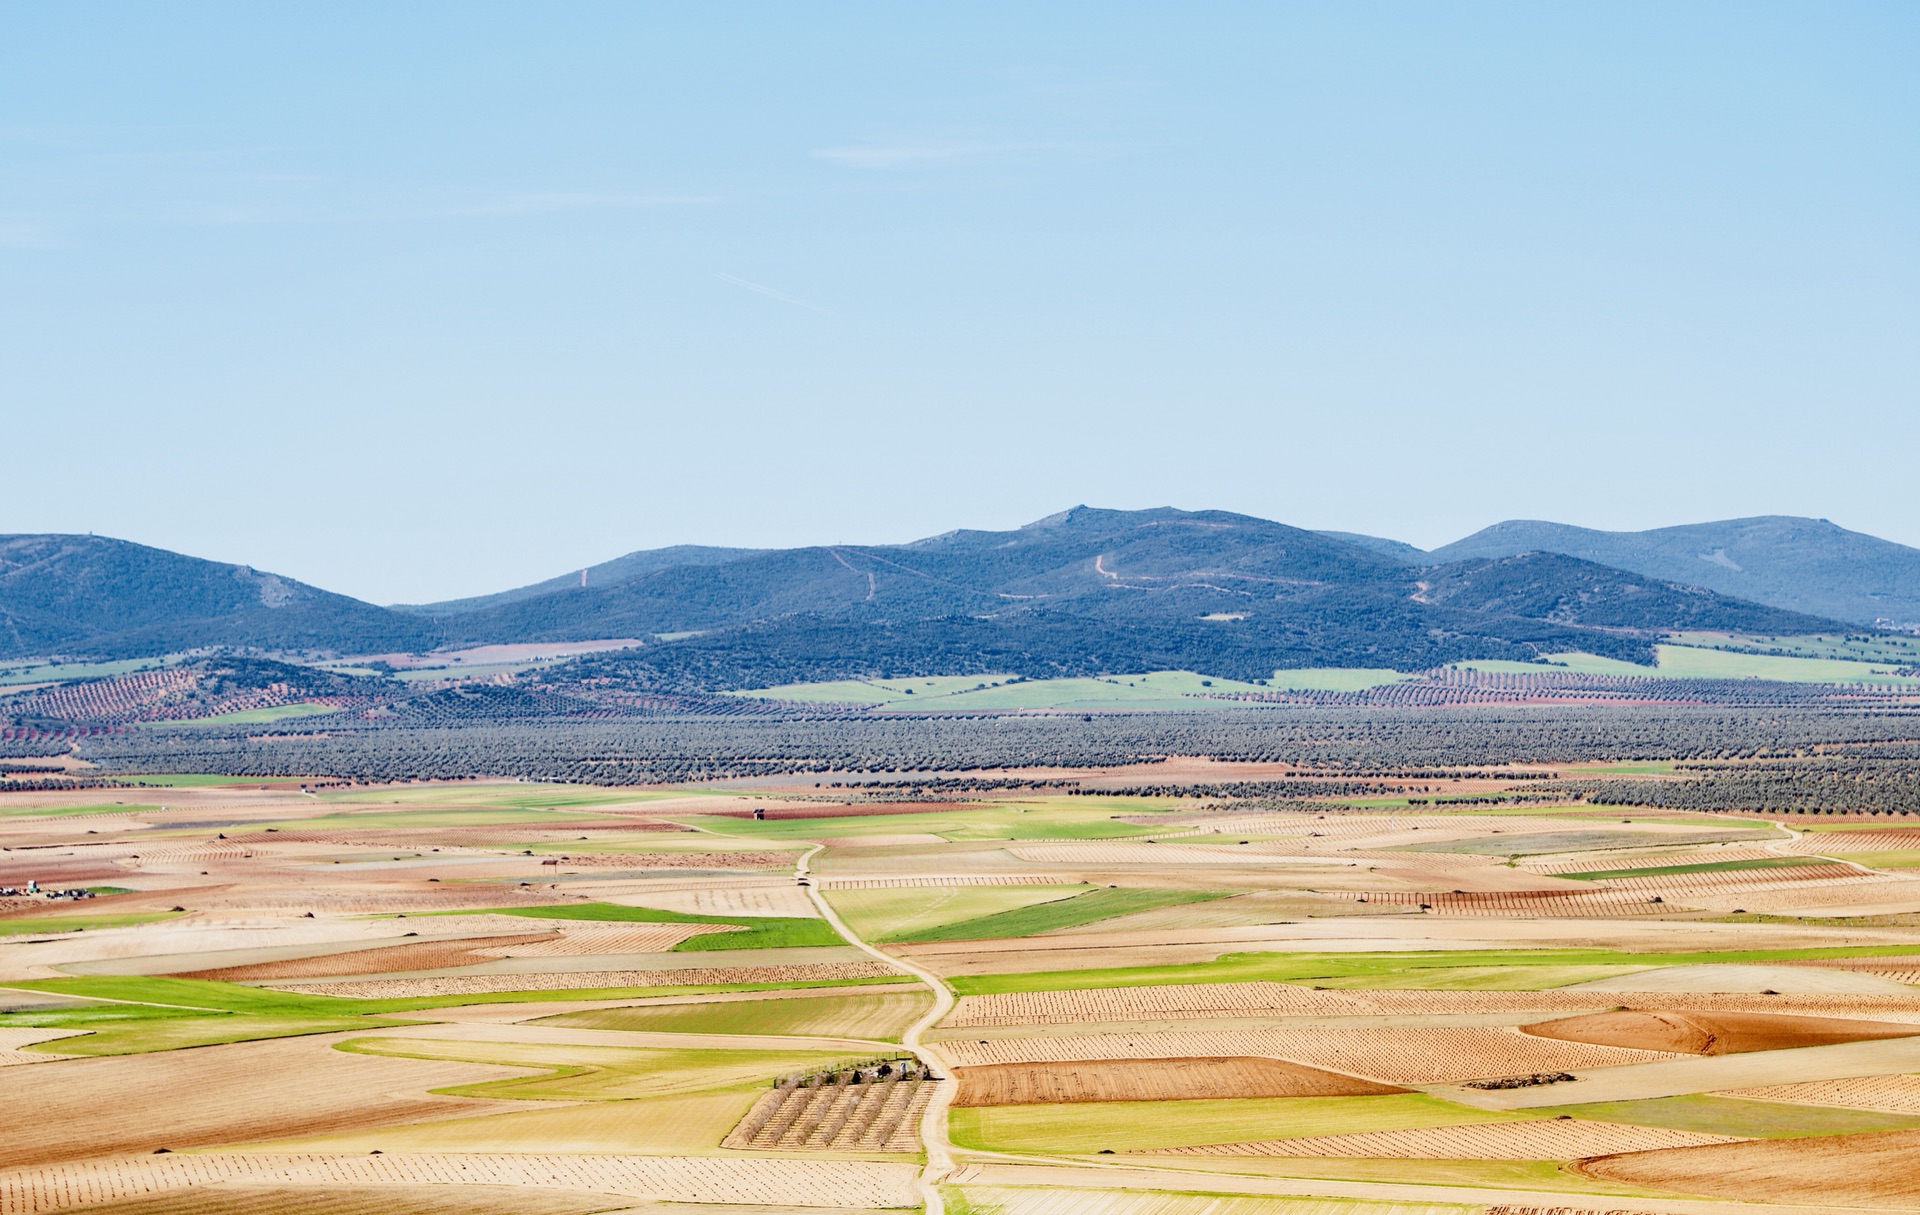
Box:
[1577,1127,1920,1206]
[1521,1008,1920,1056]
[952,1056,1403,1106]
[172,933,558,981]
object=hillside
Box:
[410,544,767,614]
[0,535,439,660]
[420,507,1837,688]
[0,512,1852,682]
[1429,516,1920,628]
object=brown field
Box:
[282,961,899,998]
[1715,1072,1920,1114]
[1576,1127,1920,1207]
[0,1153,920,1213]
[1521,1009,1920,1056]
[0,1035,533,1169]
[1158,1118,1744,1159]
[938,1027,1673,1084]
[21,1185,615,1215]
[952,1056,1401,1105]
[172,933,561,980]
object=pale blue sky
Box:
[3,3,1915,603]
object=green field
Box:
[1456,643,1920,686]
[685,798,1171,843]
[1541,1094,1920,1138]
[1455,652,1659,677]
[114,773,279,787]
[0,655,181,686]
[900,887,1231,942]
[1398,828,1766,856]
[0,910,184,936]
[0,802,164,819]
[143,702,341,727]
[536,990,933,1040]
[946,943,1920,995]
[462,901,845,951]
[731,673,1023,705]
[832,886,1086,943]
[950,1093,1528,1154]
[1562,856,1823,881]
[1651,643,1920,685]
[2,974,921,1054]
[1667,631,1920,666]
[1265,668,1414,691]
[341,1036,871,1101]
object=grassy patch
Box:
[0,911,184,936]
[833,886,1087,943]
[900,888,1231,942]
[112,773,276,787]
[536,990,933,1041]
[950,1093,1527,1154]
[682,800,1170,842]
[458,901,845,950]
[1541,1094,1920,1138]
[0,802,165,819]
[142,703,340,727]
[1562,856,1825,881]
[340,1036,870,1101]
[947,943,1920,995]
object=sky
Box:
[2,3,1916,604]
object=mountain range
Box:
[8,508,1905,688]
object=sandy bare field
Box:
[0,1035,535,1168]
[953,1056,1400,1105]
[1159,1117,1745,1159]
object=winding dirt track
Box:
[798,843,957,1215]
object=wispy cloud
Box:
[714,272,829,313]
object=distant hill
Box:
[1429,516,1920,628]
[1313,531,1427,562]
[0,511,1859,681]
[0,535,439,660]
[409,544,767,614]
[419,506,1836,687]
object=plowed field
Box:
[283,961,898,998]
[173,934,560,980]
[1522,1009,1920,1056]
[953,1056,1401,1105]
[1716,1073,1920,1114]
[1158,1117,1745,1158]
[0,1153,919,1213]
[1576,1127,1920,1206]
[939,1027,1673,1084]
[0,1036,532,1168]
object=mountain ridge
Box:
[0,511,1879,684]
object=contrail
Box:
[714,271,828,312]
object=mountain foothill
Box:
[5,508,1914,691]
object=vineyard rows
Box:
[1160,1118,1744,1159]
[936,1027,1675,1084]
[0,1153,919,1214]
[723,1074,937,1152]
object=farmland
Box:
[5,703,1920,1215]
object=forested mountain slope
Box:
[0,535,438,660]
[1430,516,1920,628]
